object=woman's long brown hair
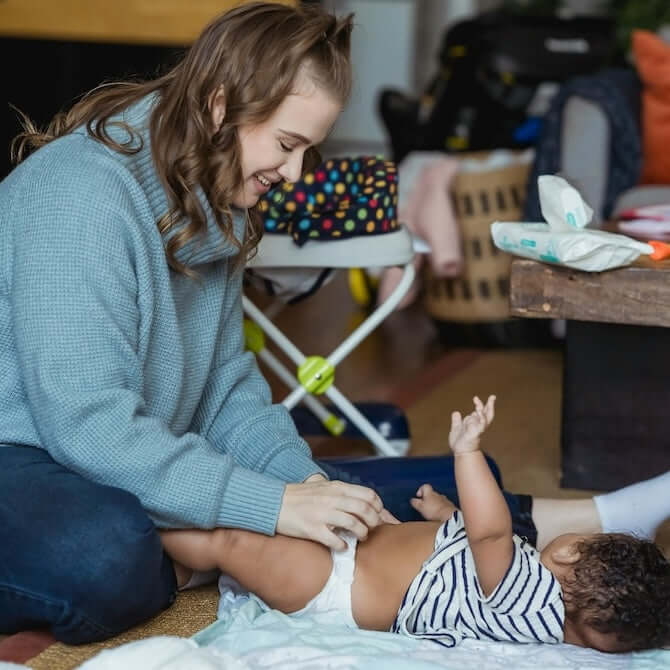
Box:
[11,2,353,274]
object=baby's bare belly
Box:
[352,521,442,631]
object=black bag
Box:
[379,10,617,162]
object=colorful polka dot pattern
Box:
[257,156,398,245]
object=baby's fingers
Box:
[415,483,434,498]
[473,396,488,423]
[473,395,495,426]
[484,395,496,423]
[463,413,484,435]
[448,411,463,447]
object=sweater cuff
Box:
[218,468,286,535]
[263,444,327,484]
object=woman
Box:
[0,2,394,644]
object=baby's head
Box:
[541,532,670,652]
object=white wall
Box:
[321,0,416,153]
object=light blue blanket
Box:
[190,598,669,670]
[5,597,665,669]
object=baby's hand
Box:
[449,395,496,454]
[410,483,456,522]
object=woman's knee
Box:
[68,487,176,629]
[0,475,175,643]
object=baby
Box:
[162,396,670,652]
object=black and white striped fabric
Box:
[392,511,565,647]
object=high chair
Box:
[243,157,415,457]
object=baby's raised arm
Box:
[450,396,514,596]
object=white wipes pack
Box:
[490,175,653,271]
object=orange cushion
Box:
[632,30,670,184]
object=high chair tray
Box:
[248,225,413,269]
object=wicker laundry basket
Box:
[423,156,530,324]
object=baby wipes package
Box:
[491,175,653,271]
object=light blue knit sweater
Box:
[0,95,323,533]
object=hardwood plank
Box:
[0,0,294,45]
[509,258,670,328]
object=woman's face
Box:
[231,75,342,209]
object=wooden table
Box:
[509,258,670,490]
[509,256,670,328]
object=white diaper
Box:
[287,530,359,629]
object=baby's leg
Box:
[160,528,332,613]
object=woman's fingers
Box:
[318,527,348,551]
[276,479,388,548]
[314,481,385,529]
[337,488,384,528]
[326,510,370,540]
[380,508,401,525]
[331,480,384,514]
[304,480,384,516]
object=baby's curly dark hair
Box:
[562,533,670,651]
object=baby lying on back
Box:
[162,396,670,652]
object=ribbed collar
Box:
[80,93,247,267]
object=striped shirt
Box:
[392,511,565,647]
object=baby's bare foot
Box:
[172,561,193,589]
[410,484,457,522]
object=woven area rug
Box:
[0,348,568,669]
[0,585,219,669]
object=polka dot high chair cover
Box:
[257,156,399,244]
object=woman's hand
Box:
[277,478,393,550]
[449,395,496,454]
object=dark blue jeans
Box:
[0,446,534,644]
[0,445,176,644]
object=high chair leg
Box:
[256,346,346,437]
[242,262,415,457]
